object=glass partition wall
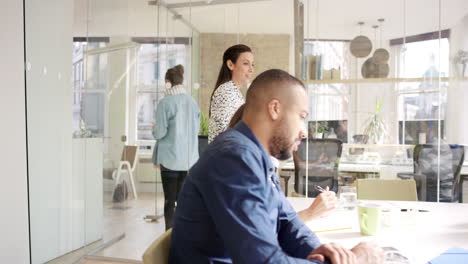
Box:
[25,0,202,262]
[300,0,468,205]
[24,0,468,263]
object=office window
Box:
[308,83,349,142]
[398,92,446,144]
[304,40,350,142]
[304,40,351,80]
[395,38,449,144]
[72,41,108,136]
[136,43,189,141]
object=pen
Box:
[314,185,327,193]
[400,209,429,212]
[315,227,352,233]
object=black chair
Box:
[293,138,342,197]
[198,135,209,156]
[349,134,368,155]
[398,144,465,202]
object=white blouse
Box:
[208,81,245,143]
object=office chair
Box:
[357,179,418,201]
[349,134,368,155]
[143,228,172,264]
[198,135,209,156]
[112,145,139,199]
[398,144,465,202]
[293,138,342,197]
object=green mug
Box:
[358,204,382,236]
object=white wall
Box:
[0,1,31,263]
[446,14,468,145]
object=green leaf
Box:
[199,112,209,135]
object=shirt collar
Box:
[233,121,274,172]
[165,84,186,95]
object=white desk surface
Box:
[287,197,468,263]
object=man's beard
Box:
[269,123,296,161]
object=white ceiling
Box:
[166,0,468,40]
[301,0,467,40]
[74,0,468,40]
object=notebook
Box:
[428,248,468,264]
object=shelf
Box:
[304,76,468,84]
[343,144,415,149]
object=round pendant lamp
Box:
[350,22,372,58]
[373,18,390,65]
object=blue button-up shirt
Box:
[153,93,200,171]
[170,121,323,264]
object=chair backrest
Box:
[413,144,465,202]
[357,179,418,201]
[121,145,138,170]
[198,135,209,156]
[352,134,369,144]
[349,134,368,155]
[293,138,342,197]
[142,229,172,264]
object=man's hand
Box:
[351,242,384,264]
[153,164,160,169]
[307,243,356,264]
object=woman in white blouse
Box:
[208,44,254,143]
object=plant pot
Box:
[456,63,467,77]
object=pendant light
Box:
[361,25,379,78]
[373,18,390,64]
[350,22,372,58]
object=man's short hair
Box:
[245,69,305,110]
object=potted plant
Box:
[309,121,328,139]
[363,98,388,144]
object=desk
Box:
[288,197,468,263]
[279,161,468,178]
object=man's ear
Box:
[227,60,234,71]
[267,99,281,121]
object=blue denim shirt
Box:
[152,93,200,171]
[169,121,324,264]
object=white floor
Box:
[47,191,165,264]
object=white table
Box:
[288,197,468,263]
[279,161,468,179]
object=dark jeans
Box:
[161,166,187,230]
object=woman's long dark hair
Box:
[209,44,252,116]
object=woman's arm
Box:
[297,189,337,222]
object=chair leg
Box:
[111,167,123,198]
[128,169,138,199]
[284,176,290,197]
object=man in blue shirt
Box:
[169,69,383,264]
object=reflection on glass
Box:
[72,41,109,135]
